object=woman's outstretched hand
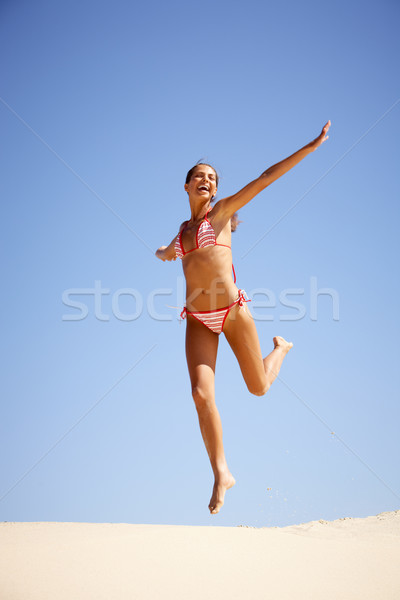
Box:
[309,120,331,151]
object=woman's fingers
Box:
[322,120,331,136]
[309,121,331,151]
[317,120,331,145]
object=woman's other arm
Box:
[155,238,177,261]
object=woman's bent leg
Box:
[185,315,236,514]
[223,304,292,395]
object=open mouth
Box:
[198,185,210,193]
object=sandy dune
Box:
[1,510,399,599]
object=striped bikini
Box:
[175,209,250,334]
[175,209,232,257]
[179,289,250,334]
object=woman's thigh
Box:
[223,303,267,395]
[185,315,219,395]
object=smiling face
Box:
[184,164,218,201]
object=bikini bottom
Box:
[180,289,250,335]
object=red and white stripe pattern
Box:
[197,218,216,248]
[175,217,217,258]
[174,234,185,259]
[180,290,250,335]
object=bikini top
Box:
[174,209,236,282]
[174,209,231,259]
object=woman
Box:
[156,121,331,514]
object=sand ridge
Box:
[1,510,399,600]
[278,509,400,539]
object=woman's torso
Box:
[176,209,238,311]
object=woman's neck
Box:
[189,201,211,223]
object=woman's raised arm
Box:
[216,121,331,218]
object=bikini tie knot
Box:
[180,307,187,320]
[237,289,250,307]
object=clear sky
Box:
[1,0,399,527]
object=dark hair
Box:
[185,161,240,232]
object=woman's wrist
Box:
[304,141,316,153]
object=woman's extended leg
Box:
[185,315,236,514]
[223,303,292,396]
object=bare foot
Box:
[273,336,293,354]
[209,472,236,515]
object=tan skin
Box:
[156,121,331,514]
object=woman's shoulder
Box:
[207,202,230,226]
[178,220,188,233]
[208,202,239,233]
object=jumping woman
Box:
[156,121,331,515]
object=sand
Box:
[1,510,399,599]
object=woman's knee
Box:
[192,385,214,408]
[247,380,270,397]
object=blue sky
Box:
[1,0,399,527]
